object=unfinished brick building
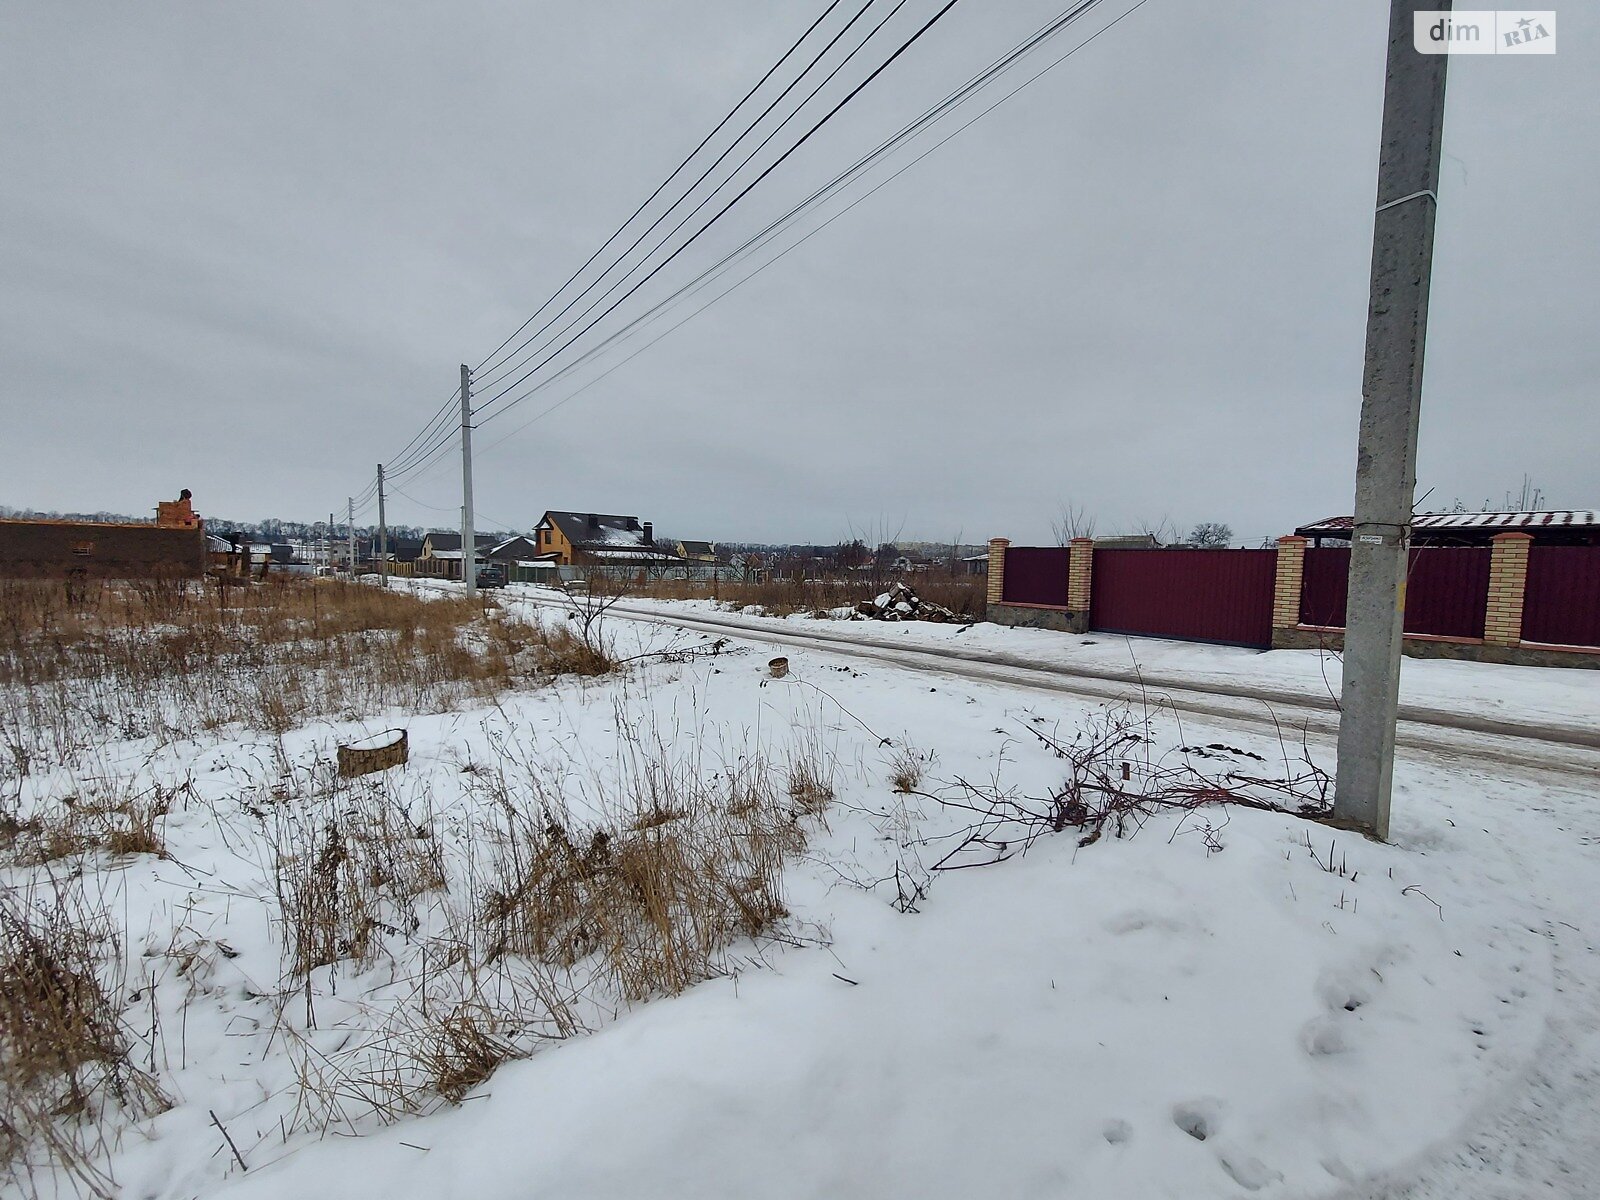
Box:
[0,491,207,579]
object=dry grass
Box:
[0,779,172,867]
[266,773,450,979]
[0,878,166,1199]
[0,579,542,780]
[0,573,845,1181]
[476,721,827,1002]
[888,741,931,794]
[530,618,614,677]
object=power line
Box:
[471,0,889,395]
[472,0,849,379]
[358,1,868,518]
[333,0,1145,519]
[471,0,970,421]
[472,0,1146,456]
[385,419,460,485]
[475,0,1129,433]
[384,390,462,477]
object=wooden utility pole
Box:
[1335,0,1451,840]
[460,364,477,597]
[377,464,388,589]
[347,498,356,580]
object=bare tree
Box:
[1188,522,1233,548]
[1133,515,1179,546]
[1050,502,1096,546]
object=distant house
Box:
[530,511,681,568]
[418,532,500,579]
[675,539,717,564]
[1295,511,1600,549]
[484,536,540,563]
[387,537,425,565]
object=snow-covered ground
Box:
[7,590,1598,1198]
[586,591,1599,734]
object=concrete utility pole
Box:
[377,464,388,589]
[347,498,356,579]
[460,364,477,597]
[1335,0,1451,841]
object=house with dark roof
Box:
[531,511,681,567]
[476,536,533,562]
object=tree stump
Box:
[337,729,408,778]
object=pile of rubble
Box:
[850,582,965,623]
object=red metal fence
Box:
[1001,546,1071,606]
[1299,546,1490,639]
[1090,549,1278,648]
[1522,546,1600,648]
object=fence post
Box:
[986,538,1009,610]
[1484,532,1532,646]
[1066,538,1094,633]
[1272,536,1307,645]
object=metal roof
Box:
[1298,511,1598,534]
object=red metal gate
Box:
[1089,549,1277,648]
[1300,546,1490,639]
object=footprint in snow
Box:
[1300,1015,1350,1058]
[1218,1151,1283,1192]
[1171,1098,1222,1142]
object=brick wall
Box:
[0,520,206,579]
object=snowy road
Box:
[519,594,1600,781]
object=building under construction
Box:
[0,491,207,579]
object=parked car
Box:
[475,565,507,589]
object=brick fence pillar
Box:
[1485,532,1533,646]
[1066,538,1094,632]
[985,538,1009,608]
[1273,536,1307,635]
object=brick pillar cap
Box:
[1490,531,1535,541]
[988,537,1011,546]
[1070,536,1094,546]
[1277,534,1307,544]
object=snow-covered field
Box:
[4,583,1597,1198]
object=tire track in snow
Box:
[518,596,1600,783]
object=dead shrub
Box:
[478,734,816,1002]
[532,619,613,677]
[423,1003,518,1102]
[785,728,836,818]
[887,741,930,794]
[272,819,381,977]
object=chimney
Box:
[588,514,599,529]
[643,522,653,545]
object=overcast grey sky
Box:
[2,1,1595,546]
